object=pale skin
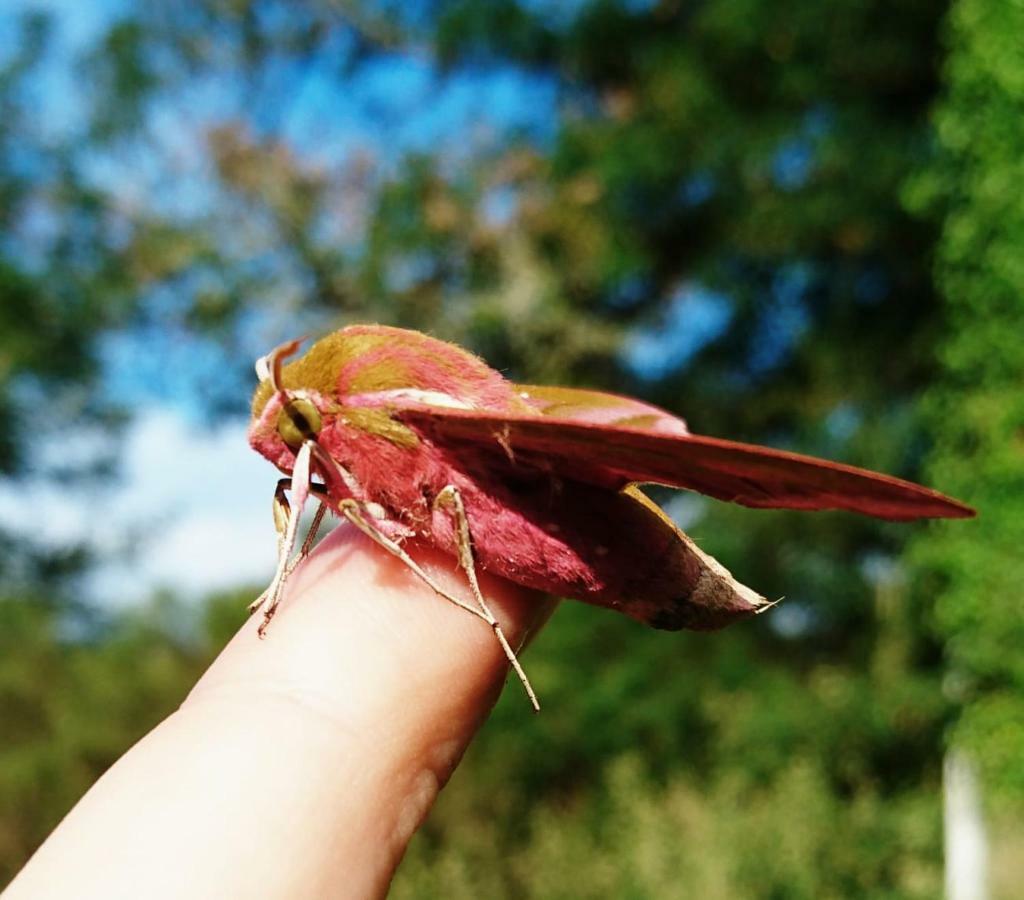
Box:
[3,524,555,900]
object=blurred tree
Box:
[0,11,146,600]
[0,586,250,884]
[2,0,998,895]
[905,0,1024,813]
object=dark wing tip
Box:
[931,496,977,520]
[875,492,976,521]
[826,468,976,521]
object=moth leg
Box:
[297,499,329,562]
[337,498,491,625]
[249,479,293,615]
[754,595,785,615]
[249,484,328,616]
[434,484,540,712]
[255,499,303,635]
[303,445,491,625]
[256,497,329,629]
[253,441,322,636]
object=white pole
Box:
[944,750,988,900]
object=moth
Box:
[248,324,974,709]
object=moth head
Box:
[253,338,324,451]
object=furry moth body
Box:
[248,325,974,707]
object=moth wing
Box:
[397,405,975,521]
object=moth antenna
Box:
[254,337,306,393]
[434,484,540,712]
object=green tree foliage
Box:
[396,755,942,899]
[0,13,142,590]
[906,0,1024,812]
[391,593,948,897]
[0,588,248,884]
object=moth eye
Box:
[276,397,322,449]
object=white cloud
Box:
[1,406,285,605]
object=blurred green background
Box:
[1,0,1021,896]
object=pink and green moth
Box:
[248,324,974,710]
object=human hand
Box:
[4,525,554,899]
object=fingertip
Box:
[187,521,553,842]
